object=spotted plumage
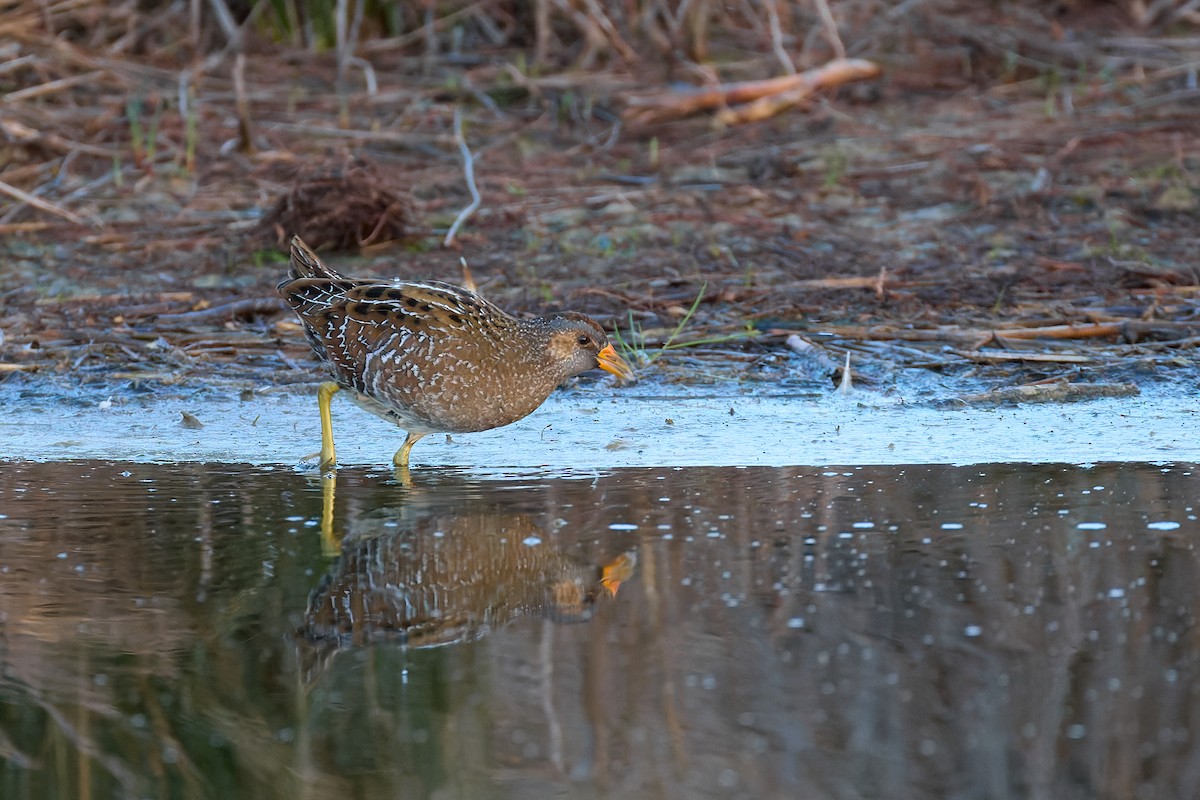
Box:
[278,236,633,469]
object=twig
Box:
[443,106,481,248]
[153,298,286,325]
[260,121,448,147]
[785,333,842,371]
[716,58,878,125]
[811,0,846,60]
[334,0,371,119]
[0,119,121,160]
[790,319,1200,348]
[950,349,1097,364]
[764,0,795,75]
[336,0,350,87]
[232,51,253,152]
[534,0,552,65]
[801,322,1126,344]
[578,0,638,63]
[0,222,54,234]
[993,322,1124,340]
[624,58,880,125]
[205,0,241,48]
[0,179,92,227]
[953,382,1139,406]
[360,0,495,54]
[422,1,437,72]
[1,72,103,103]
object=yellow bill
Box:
[596,343,634,381]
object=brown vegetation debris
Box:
[254,156,421,251]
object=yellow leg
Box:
[392,431,427,470]
[318,381,341,473]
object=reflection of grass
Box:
[613,284,758,367]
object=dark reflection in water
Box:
[300,483,634,654]
[0,461,1198,800]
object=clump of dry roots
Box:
[255,156,421,251]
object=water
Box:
[1,461,1198,800]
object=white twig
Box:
[348,57,377,95]
[444,106,481,248]
[765,0,796,75]
[205,0,242,49]
[335,0,348,85]
[812,0,846,60]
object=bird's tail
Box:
[287,236,346,282]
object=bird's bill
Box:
[599,552,637,597]
[596,344,634,380]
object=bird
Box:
[277,236,633,471]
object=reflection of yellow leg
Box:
[319,471,340,556]
[392,431,426,470]
[393,463,413,488]
[318,381,341,472]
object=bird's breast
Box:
[355,337,558,433]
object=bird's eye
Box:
[577,335,590,346]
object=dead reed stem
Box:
[444,106,482,249]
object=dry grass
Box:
[2,0,1196,236]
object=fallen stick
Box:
[0,179,91,227]
[950,349,1096,364]
[0,119,121,158]
[717,60,881,125]
[0,222,54,234]
[1,72,102,103]
[952,382,1139,406]
[775,325,983,344]
[992,322,1124,340]
[623,58,880,125]
[785,273,920,291]
[153,298,286,325]
[798,319,1200,345]
[784,333,842,371]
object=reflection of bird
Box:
[277,237,633,470]
[299,512,635,649]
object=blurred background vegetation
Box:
[2,0,1197,369]
[9,0,1199,78]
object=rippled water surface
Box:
[1,461,1198,800]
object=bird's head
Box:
[542,313,634,382]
